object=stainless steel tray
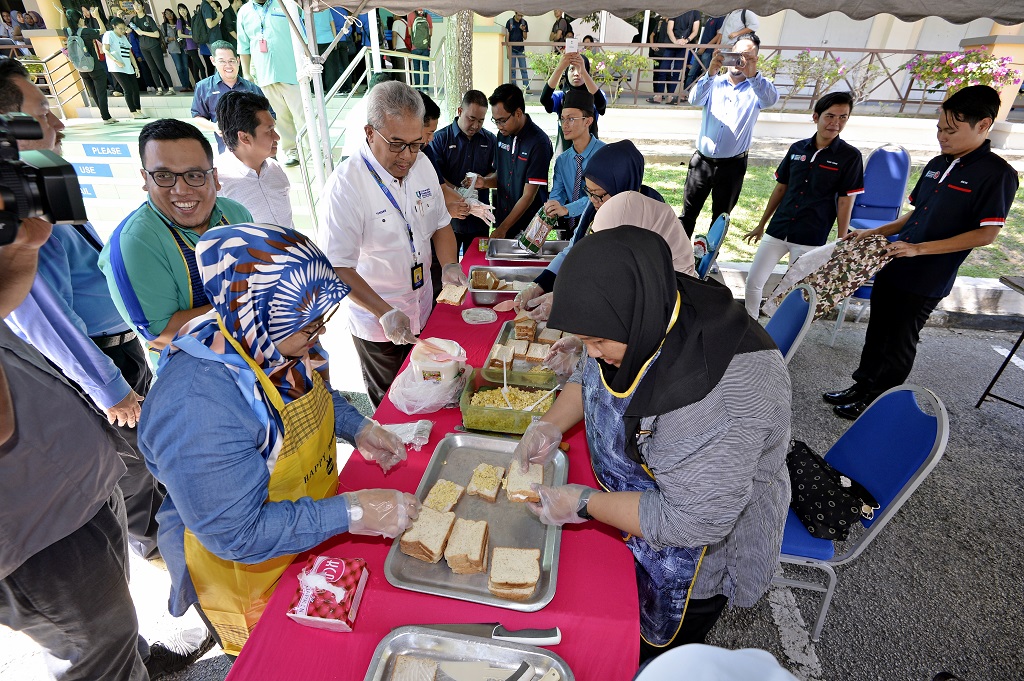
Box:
[468,266,545,306]
[364,626,575,681]
[480,321,558,390]
[486,239,569,263]
[384,434,567,612]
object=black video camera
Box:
[0,113,87,246]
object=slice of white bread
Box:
[399,506,456,563]
[505,460,544,503]
[423,479,465,513]
[526,343,548,362]
[391,653,438,680]
[488,344,513,370]
[488,547,540,601]
[471,269,500,290]
[444,518,489,575]
[537,327,562,344]
[508,339,530,360]
[466,463,505,503]
[436,283,467,306]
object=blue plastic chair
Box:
[765,284,817,363]
[696,213,730,280]
[849,145,911,231]
[775,385,949,641]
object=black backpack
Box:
[191,2,211,45]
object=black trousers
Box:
[141,46,173,90]
[352,336,413,410]
[185,48,205,84]
[680,151,748,238]
[100,338,164,559]
[851,281,941,398]
[111,71,141,112]
[81,64,111,120]
[638,594,729,664]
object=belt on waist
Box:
[91,330,137,349]
[696,150,748,164]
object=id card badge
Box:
[257,37,268,52]
[411,262,424,290]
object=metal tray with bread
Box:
[468,266,545,306]
[486,239,569,263]
[384,433,567,612]
[479,321,559,391]
[364,625,575,681]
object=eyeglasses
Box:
[373,128,424,154]
[491,113,514,126]
[213,58,237,66]
[143,168,215,188]
[300,305,339,339]
[559,115,589,126]
[584,186,609,202]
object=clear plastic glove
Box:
[513,282,544,312]
[343,489,420,538]
[513,419,564,472]
[523,292,553,322]
[543,335,584,377]
[354,419,408,473]
[380,307,418,345]
[441,263,469,287]
[527,483,595,526]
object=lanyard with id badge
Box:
[255,0,274,52]
[362,157,424,291]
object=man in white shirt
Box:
[215,90,292,227]
[718,9,758,46]
[321,81,467,407]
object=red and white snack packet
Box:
[286,555,369,632]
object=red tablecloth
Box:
[226,240,640,680]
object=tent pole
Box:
[302,0,332,181]
[282,0,326,195]
[598,10,608,42]
[368,9,382,72]
[640,10,650,46]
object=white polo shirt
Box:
[215,151,294,228]
[719,9,759,46]
[322,139,451,342]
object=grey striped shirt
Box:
[572,348,791,608]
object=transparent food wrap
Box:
[382,420,435,451]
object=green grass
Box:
[642,163,1024,279]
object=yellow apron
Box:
[184,324,338,655]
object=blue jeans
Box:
[411,47,429,86]
[653,47,684,95]
[510,49,529,89]
[170,51,190,89]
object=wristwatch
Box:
[576,488,595,520]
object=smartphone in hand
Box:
[565,37,579,53]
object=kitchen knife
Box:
[505,661,534,681]
[421,622,561,646]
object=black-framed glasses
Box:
[491,112,514,126]
[373,127,424,154]
[584,186,609,202]
[143,168,215,188]
[300,304,339,339]
[559,115,589,126]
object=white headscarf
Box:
[591,191,696,277]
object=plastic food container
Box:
[459,369,556,435]
[410,338,467,383]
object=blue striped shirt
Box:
[689,72,779,159]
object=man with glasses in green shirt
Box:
[236,0,305,166]
[100,119,253,356]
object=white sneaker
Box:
[163,89,176,96]
[103,117,119,125]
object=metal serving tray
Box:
[364,626,575,681]
[384,433,567,612]
[480,321,558,390]
[486,239,569,263]
[468,266,545,306]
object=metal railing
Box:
[17,50,84,120]
[502,40,968,113]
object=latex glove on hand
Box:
[354,419,408,473]
[523,292,553,322]
[441,263,469,287]
[543,335,584,378]
[527,483,596,526]
[513,419,563,472]
[513,282,544,312]
[380,308,418,345]
[343,489,420,538]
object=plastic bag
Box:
[382,420,435,451]
[389,363,467,415]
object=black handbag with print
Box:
[786,440,880,541]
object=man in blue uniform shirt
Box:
[191,40,269,153]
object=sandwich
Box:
[487,547,541,602]
[466,463,505,503]
[391,654,438,680]
[423,479,465,513]
[508,339,530,361]
[537,327,562,345]
[487,344,514,370]
[525,343,548,363]
[399,506,456,564]
[436,283,468,306]
[505,460,544,503]
[513,311,537,341]
[444,518,489,575]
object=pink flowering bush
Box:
[905,49,1021,95]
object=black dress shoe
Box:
[823,386,866,405]
[833,400,869,420]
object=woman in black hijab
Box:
[513,227,792,663]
